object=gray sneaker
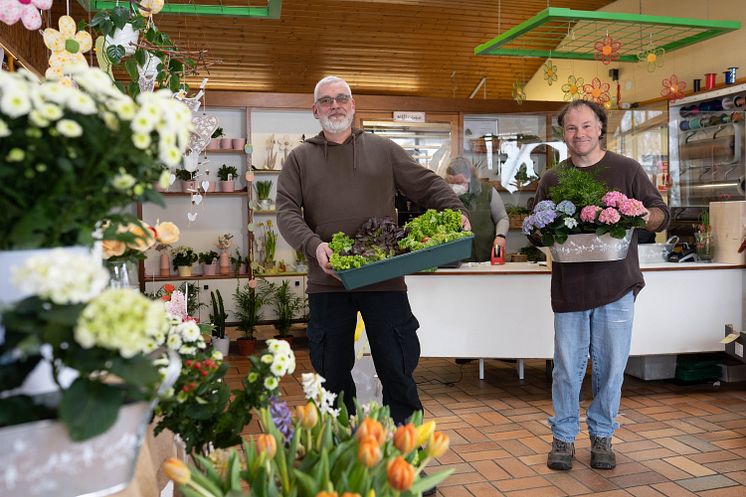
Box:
[547,438,575,470]
[590,436,616,470]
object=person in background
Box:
[445,156,509,262]
[531,100,669,472]
[276,76,470,435]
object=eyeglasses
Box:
[315,94,352,106]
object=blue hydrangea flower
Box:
[535,200,556,212]
[533,209,557,228]
[522,214,535,235]
[556,200,576,216]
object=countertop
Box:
[409,261,745,275]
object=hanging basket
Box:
[550,229,633,263]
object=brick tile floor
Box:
[228,330,746,496]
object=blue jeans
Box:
[549,291,634,442]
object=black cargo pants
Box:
[307,291,423,424]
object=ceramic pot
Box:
[182,180,196,193]
[212,336,230,356]
[220,137,233,149]
[237,337,257,356]
[218,252,231,275]
[177,265,192,277]
[550,229,633,263]
[104,24,140,56]
[159,252,170,277]
[220,180,235,193]
[207,138,220,150]
[202,261,217,275]
[232,138,246,150]
[257,198,273,211]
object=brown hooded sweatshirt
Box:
[276,128,468,293]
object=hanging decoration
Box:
[0,0,52,31]
[43,16,93,80]
[512,80,526,105]
[661,74,686,101]
[637,46,665,72]
[582,77,611,105]
[561,75,584,101]
[138,0,165,17]
[594,34,622,65]
[543,59,558,86]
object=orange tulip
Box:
[315,492,338,497]
[255,433,277,460]
[296,402,319,429]
[427,431,450,458]
[162,458,191,485]
[357,435,382,468]
[341,493,362,497]
[356,418,386,445]
[387,456,414,492]
[393,423,417,455]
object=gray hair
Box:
[314,76,352,101]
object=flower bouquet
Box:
[163,372,453,497]
[522,168,648,263]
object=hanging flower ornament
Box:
[543,59,558,86]
[582,77,611,105]
[594,34,622,65]
[512,80,526,105]
[138,0,165,17]
[561,75,584,101]
[661,74,686,101]
[43,16,93,80]
[637,46,665,73]
[0,0,52,30]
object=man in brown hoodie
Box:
[276,76,470,426]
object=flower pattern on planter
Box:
[637,46,665,72]
[43,16,93,80]
[582,77,611,105]
[543,59,558,86]
[661,74,686,101]
[0,0,52,31]
[561,75,584,101]
[594,34,622,65]
[512,80,526,105]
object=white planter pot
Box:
[105,24,140,57]
[550,229,633,263]
[212,335,230,356]
[0,401,152,497]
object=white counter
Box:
[406,261,744,366]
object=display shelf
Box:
[253,209,277,214]
[160,189,249,196]
[144,273,249,281]
[254,271,308,277]
[206,148,248,154]
[251,169,282,174]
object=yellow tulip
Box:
[162,457,191,485]
[386,456,414,492]
[427,431,450,458]
[414,420,435,447]
[255,433,277,460]
[393,423,417,455]
[356,418,386,445]
[357,435,382,468]
[296,402,319,430]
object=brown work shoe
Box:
[590,435,616,470]
[547,437,575,470]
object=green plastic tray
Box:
[336,236,473,290]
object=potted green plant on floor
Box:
[233,279,273,356]
[199,250,219,275]
[272,280,304,342]
[217,164,238,193]
[255,180,273,211]
[210,289,230,356]
[172,246,197,277]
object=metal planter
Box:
[550,229,633,263]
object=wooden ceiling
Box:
[153,0,615,99]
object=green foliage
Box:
[174,168,194,181]
[398,209,471,252]
[233,280,274,339]
[217,164,238,181]
[172,246,197,268]
[548,167,607,207]
[270,280,304,336]
[210,290,228,339]
[255,180,273,200]
[199,250,219,265]
[212,127,225,139]
[505,204,530,216]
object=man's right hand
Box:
[315,242,338,278]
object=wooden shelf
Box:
[253,209,277,214]
[160,189,248,196]
[254,272,307,277]
[206,148,248,154]
[144,273,249,281]
[251,169,282,174]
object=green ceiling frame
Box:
[76,0,281,18]
[475,7,741,62]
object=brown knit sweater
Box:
[276,128,467,293]
[533,151,670,312]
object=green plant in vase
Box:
[172,246,197,276]
[217,164,238,193]
[255,221,278,271]
[255,180,273,210]
[272,280,304,339]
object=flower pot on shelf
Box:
[549,229,633,263]
[212,335,230,356]
[236,337,257,356]
[232,138,247,150]
[207,138,220,150]
[203,261,217,275]
[181,180,197,193]
[257,199,273,211]
[218,252,231,275]
[177,265,193,277]
[220,137,233,149]
[220,180,235,193]
[200,181,217,193]
[159,252,171,277]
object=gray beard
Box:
[319,113,354,134]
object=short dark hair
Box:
[557,100,607,141]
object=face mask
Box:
[451,184,468,195]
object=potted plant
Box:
[217,164,238,193]
[230,248,247,275]
[209,290,230,356]
[294,248,307,273]
[175,168,196,193]
[255,221,278,270]
[199,250,219,275]
[271,279,304,341]
[506,204,530,230]
[216,233,234,274]
[208,127,224,150]
[172,246,197,276]
[233,279,273,355]
[90,4,146,64]
[254,180,273,210]
[694,208,713,261]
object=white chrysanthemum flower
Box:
[158,169,171,189]
[112,170,136,190]
[39,82,71,105]
[270,362,286,377]
[131,111,156,134]
[179,345,196,355]
[113,98,137,120]
[1,88,32,118]
[132,132,152,150]
[212,350,223,361]
[140,102,162,122]
[261,353,274,364]
[159,132,176,147]
[66,91,97,115]
[56,119,83,137]
[28,110,50,128]
[264,376,279,390]
[159,145,182,167]
[286,357,296,375]
[12,250,109,304]
[0,119,9,137]
[177,321,202,343]
[102,111,119,131]
[74,68,116,96]
[39,103,63,121]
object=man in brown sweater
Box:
[532,100,669,472]
[276,76,469,428]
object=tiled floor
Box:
[226,331,746,497]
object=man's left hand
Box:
[461,214,471,231]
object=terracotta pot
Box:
[181,180,196,193]
[237,337,257,356]
[232,138,247,150]
[202,262,217,275]
[207,138,220,150]
[220,137,233,149]
[220,180,235,193]
[159,252,170,277]
[218,252,231,275]
[177,265,192,277]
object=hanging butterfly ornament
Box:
[543,58,558,86]
[637,35,665,73]
[661,74,686,101]
[512,80,526,105]
[594,34,622,65]
[561,75,584,101]
[0,0,52,30]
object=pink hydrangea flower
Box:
[580,205,601,223]
[618,198,648,217]
[602,191,628,208]
[598,207,621,225]
[0,0,52,31]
